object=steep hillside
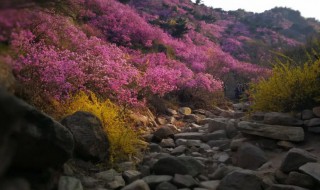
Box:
[0,0,319,108]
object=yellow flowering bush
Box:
[54,91,146,164]
[250,60,320,112]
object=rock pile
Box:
[60,105,319,190]
[1,87,320,190]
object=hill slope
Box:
[0,0,319,105]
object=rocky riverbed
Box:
[1,88,320,190]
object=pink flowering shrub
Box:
[0,0,281,110]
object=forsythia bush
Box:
[55,91,146,164]
[250,60,320,112]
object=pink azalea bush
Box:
[0,0,278,108]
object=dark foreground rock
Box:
[0,88,74,189]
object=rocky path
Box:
[1,87,320,190]
[61,104,320,190]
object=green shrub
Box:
[250,60,320,112]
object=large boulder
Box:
[217,170,264,190]
[152,156,204,177]
[0,89,74,171]
[264,112,303,126]
[0,88,74,189]
[61,111,109,162]
[237,121,304,142]
[235,143,268,170]
[280,148,317,173]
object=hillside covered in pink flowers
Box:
[1,0,320,108]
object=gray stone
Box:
[312,106,320,118]
[173,174,198,188]
[184,114,200,123]
[264,112,303,126]
[226,119,239,138]
[285,171,314,189]
[58,176,83,190]
[217,170,264,190]
[208,118,229,132]
[80,176,102,188]
[123,170,142,184]
[235,143,267,170]
[267,184,309,190]
[178,107,192,115]
[207,140,230,150]
[174,133,204,140]
[209,164,241,180]
[202,130,227,142]
[107,176,125,189]
[299,162,320,183]
[95,169,120,182]
[186,140,202,147]
[214,152,230,164]
[156,182,178,190]
[171,145,187,155]
[200,180,220,190]
[199,143,211,152]
[237,121,304,142]
[277,141,295,150]
[160,138,175,148]
[304,118,320,127]
[149,143,162,153]
[122,179,150,190]
[230,138,247,151]
[143,175,172,189]
[153,126,175,142]
[152,156,204,176]
[175,139,188,146]
[61,111,109,162]
[301,110,314,120]
[280,148,317,173]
